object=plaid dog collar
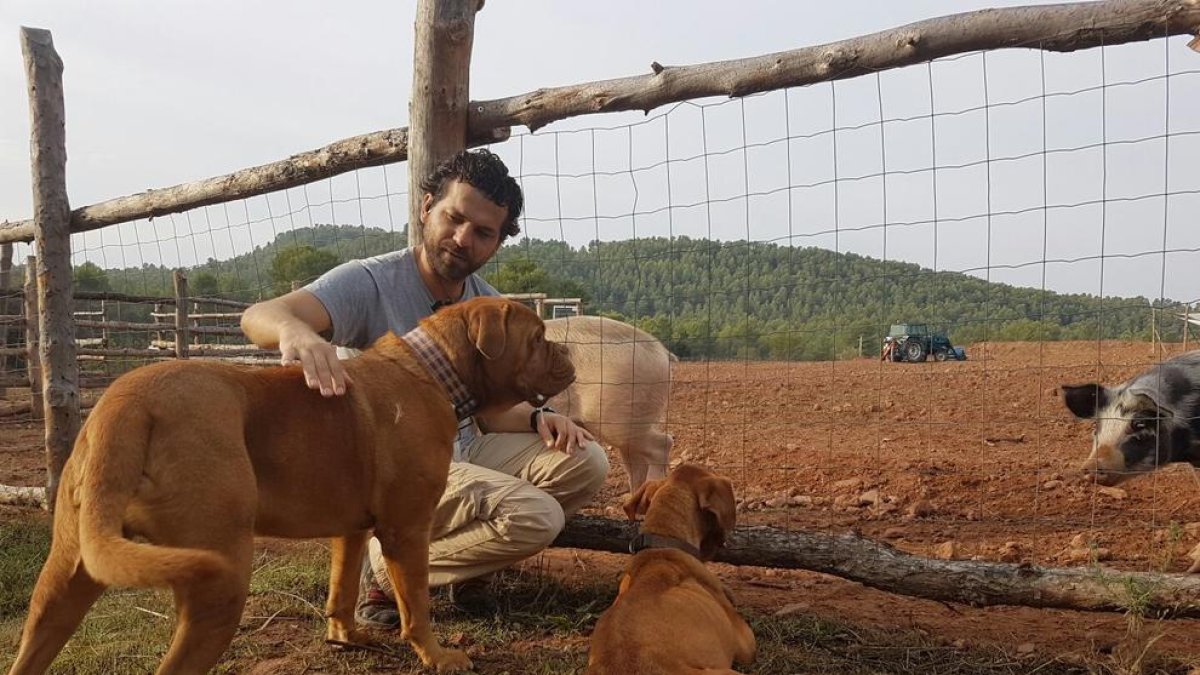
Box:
[401,326,478,420]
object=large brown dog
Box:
[8,297,575,675]
[586,464,756,675]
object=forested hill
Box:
[492,236,1175,359]
[69,225,1180,361]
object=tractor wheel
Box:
[904,340,926,362]
[933,348,948,362]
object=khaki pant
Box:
[369,432,609,590]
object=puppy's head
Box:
[434,297,576,410]
[622,478,665,521]
[623,464,737,561]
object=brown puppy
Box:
[586,464,756,675]
[8,297,575,675]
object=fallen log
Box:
[0,484,46,509]
[555,515,1200,619]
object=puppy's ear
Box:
[467,300,510,360]
[622,480,665,521]
[1062,383,1107,419]
[698,475,737,560]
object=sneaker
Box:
[447,577,498,616]
[354,568,400,630]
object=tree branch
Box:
[556,515,1200,618]
[0,126,510,244]
[471,0,1200,132]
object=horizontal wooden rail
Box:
[2,1,1197,240]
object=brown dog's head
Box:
[623,463,737,561]
[426,297,576,412]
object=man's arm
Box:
[241,289,350,396]
[477,403,595,455]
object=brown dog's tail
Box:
[75,399,229,589]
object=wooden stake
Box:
[408,0,483,246]
[23,27,80,513]
[23,256,42,422]
[173,269,189,359]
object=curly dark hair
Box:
[420,149,524,240]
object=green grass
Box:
[1,513,1195,674]
[0,512,50,621]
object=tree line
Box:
[51,224,1187,361]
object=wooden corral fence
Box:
[3,0,1200,618]
[0,265,279,411]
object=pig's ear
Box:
[1062,384,1107,419]
[622,480,665,520]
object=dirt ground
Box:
[2,339,1199,664]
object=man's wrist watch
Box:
[529,406,556,431]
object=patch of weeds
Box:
[747,612,1091,675]
[1081,549,1197,675]
[1157,522,1185,573]
[0,512,50,620]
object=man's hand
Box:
[241,288,350,397]
[534,410,595,455]
[278,323,352,397]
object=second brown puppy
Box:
[587,463,756,675]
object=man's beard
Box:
[428,244,478,282]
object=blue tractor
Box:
[884,323,967,362]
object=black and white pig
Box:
[1062,351,1200,485]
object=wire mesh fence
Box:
[2,32,1199,574]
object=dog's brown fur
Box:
[7,297,575,675]
[586,464,756,675]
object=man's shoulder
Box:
[359,248,415,268]
[355,248,418,281]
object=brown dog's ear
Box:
[467,300,510,360]
[698,475,737,560]
[622,479,665,520]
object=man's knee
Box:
[574,441,610,498]
[507,488,566,550]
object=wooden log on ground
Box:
[0,484,47,509]
[555,515,1200,619]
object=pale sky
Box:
[1,1,1198,303]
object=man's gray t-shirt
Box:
[305,247,500,456]
[306,247,498,349]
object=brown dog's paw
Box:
[325,623,371,648]
[428,647,473,672]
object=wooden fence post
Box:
[0,243,11,373]
[23,257,42,422]
[173,269,189,359]
[408,0,482,246]
[23,27,79,512]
